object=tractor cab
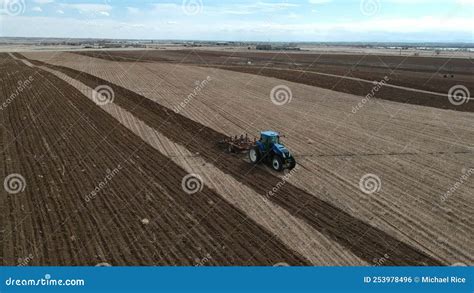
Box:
[249,130,296,171]
[260,131,280,150]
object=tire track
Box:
[36,64,366,265]
[21,55,446,266]
[1,53,309,266]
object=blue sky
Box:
[0,0,473,42]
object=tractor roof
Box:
[261,131,279,137]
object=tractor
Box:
[248,131,296,172]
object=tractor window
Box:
[261,136,280,144]
[270,136,280,144]
[262,135,279,144]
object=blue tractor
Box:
[248,131,296,172]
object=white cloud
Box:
[152,2,299,16]
[56,9,64,14]
[387,0,472,5]
[309,0,332,4]
[32,7,42,12]
[256,1,299,9]
[153,3,179,10]
[1,14,472,42]
[152,3,181,15]
[260,16,474,34]
[60,3,112,14]
[219,2,300,15]
[33,0,54,4]
[386,0,430,3]
[126,7,140,14]
[288,13,300,18]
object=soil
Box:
[0,53,310,266]
[17,53,445,266]
[74,50,474,112]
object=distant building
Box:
[103,43,123,48]
[256,44,272,50]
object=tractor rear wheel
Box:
[249,147,261,164]
[272,155,284,172]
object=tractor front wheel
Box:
[272,155,284,172]
[288,159,296,170]
[249,147,261,164]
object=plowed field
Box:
[1,50,473,266]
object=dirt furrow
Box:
[1,53,309,266]
[37,62,366,265]
[74,50,474,112]
[21,55,446,266]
